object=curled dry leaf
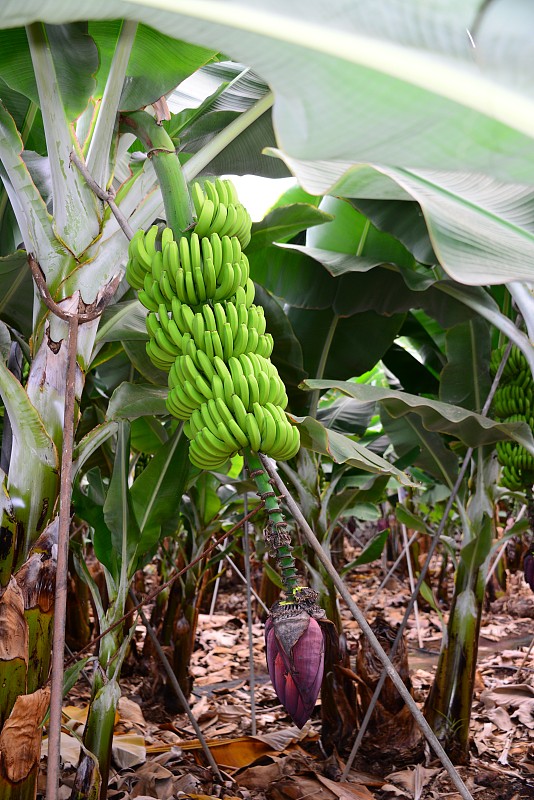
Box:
[383,766,440,799]
[0,687,50,782]
[481,683,534,710]
[0,577,28,661]
[316,774,376,799]
[270,772,374,800]
[487,706,514,732]
[130,760,175,799]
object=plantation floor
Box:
[40,558,534,799]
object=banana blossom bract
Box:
[265,602,325,728]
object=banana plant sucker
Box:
[424,447,495,763]
[124,162,326,727]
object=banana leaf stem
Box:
[245,449,300,600]
[119,110,193,237]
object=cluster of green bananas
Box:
[126,178,299,470]
[491,344,534,490]
[191,179,252,247]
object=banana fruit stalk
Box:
[491,344,534,490]
[126,178,300,470]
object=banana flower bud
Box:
[265,593,326,728]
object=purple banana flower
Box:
[265,601,325,728]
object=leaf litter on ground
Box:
[41,549,534,799]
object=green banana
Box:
[126,177,300,469]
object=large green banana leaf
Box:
[3,1,534,290]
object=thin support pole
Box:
[208,538,226,618]
[398,488,423,650]
[45,313,79,800]
[27,254,118,798]
[242,492,257,735]
[261,454,475,800]
[129,590,224,783]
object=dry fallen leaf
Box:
[487,706,514,732]
[118,696,146,726]
[317,773,375,799]
[41,731,81,768]
[130,760,175,799]
[112,733,146,769]
[384,766,440,800]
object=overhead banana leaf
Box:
[4,2,534,296]
[294,413,414,485]
[304,379,534,455]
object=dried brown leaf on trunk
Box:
[0,686,50,782]
[0,576,28,661]
[15,518,57,612]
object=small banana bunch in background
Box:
[491,344,534,490]
[126,178,300,469]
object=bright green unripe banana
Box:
[125,179,300,469]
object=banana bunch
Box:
[491,344,534,491]
[192,177,252,248]
[126,178,299,470]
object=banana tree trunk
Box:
[424,562,485,763]
[0,519,57,798]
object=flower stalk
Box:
[246,448,300,599]
[246,448,326,728]
[119,110,193,237]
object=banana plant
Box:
[0,21,297,798]
[70,420,190,796]
[0,23,418,796]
